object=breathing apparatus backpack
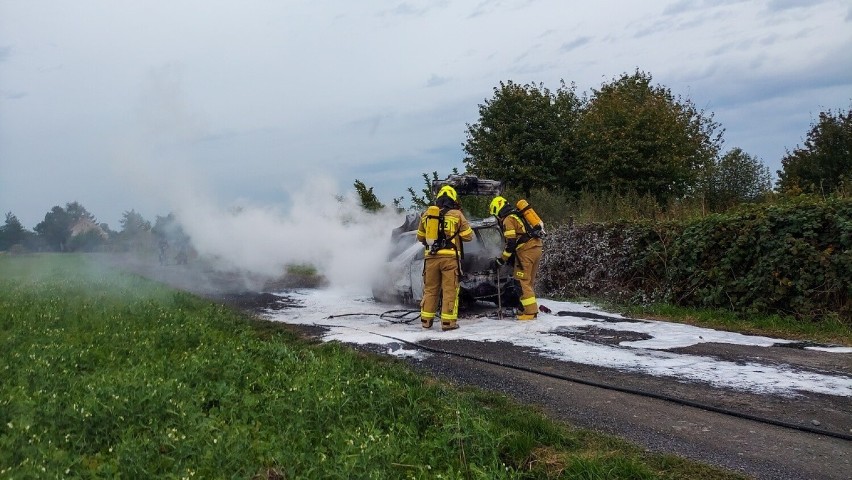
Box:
[424,206,457,255]
[514,199,546,238]
[423,205,441,246]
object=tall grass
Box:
[511,188,711,227]
[0,254,745,479]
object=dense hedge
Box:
[539,197,852,320]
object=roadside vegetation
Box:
[0,254,746,479]
[620,303,852,346]
[538,197,851,327]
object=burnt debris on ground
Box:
[552,325,654,345]
[207,292,302,313]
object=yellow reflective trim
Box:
[439,286,461,321]
[441,287,461,320]
[420,311,436,319]
[452,286,460,318]
[504,229,516,236]
[515,271,525,278]
[520,296,537,306]
[459,227,473,237]
[425,248,459,256]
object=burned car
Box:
[372,175,520,308]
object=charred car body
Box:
[372,175,520,307]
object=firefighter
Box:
[490,196,543,320]
[416,185,474,331]
[157,238,169,265]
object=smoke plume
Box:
[171,176,404,291]
[114,65,407,293]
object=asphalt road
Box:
[395,337,852,480]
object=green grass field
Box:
[0,254,746,479]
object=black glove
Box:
[495,257,506,267]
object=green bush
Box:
[540,197,852,321]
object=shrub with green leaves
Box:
[540,197,852,321]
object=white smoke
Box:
[171,176,404,290]
[112,65,407,293]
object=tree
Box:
[552,82,584,192]
[576,70,723,203]
[406,171,441,211]
[704,148,771,210]
[67,202,106,252]
[65,201,95,224]
[120,209,151,235]
[463,81,582,197]
[34,202,100,252]
[112,209,152,252]
[777,107,852,195]
[353,180,385,212]
[34,206,72,251]
[0,212,29,251]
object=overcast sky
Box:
[1,0,851,229]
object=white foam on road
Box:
[268,288,852,398]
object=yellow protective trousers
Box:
[420,255,461,325]
[514,244,542,316]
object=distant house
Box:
[70,217,109,240]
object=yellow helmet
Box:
[489,196,507,216]
[437,185,458,202]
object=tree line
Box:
[461,71,850,210]
[353,71,850,218]
[0,205,188,255]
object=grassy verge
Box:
[624,304,852,346]
[564,296,852,346]
[1,254,745,479]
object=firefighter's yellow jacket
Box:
[416,208,474,256]
[498,213,543,262]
